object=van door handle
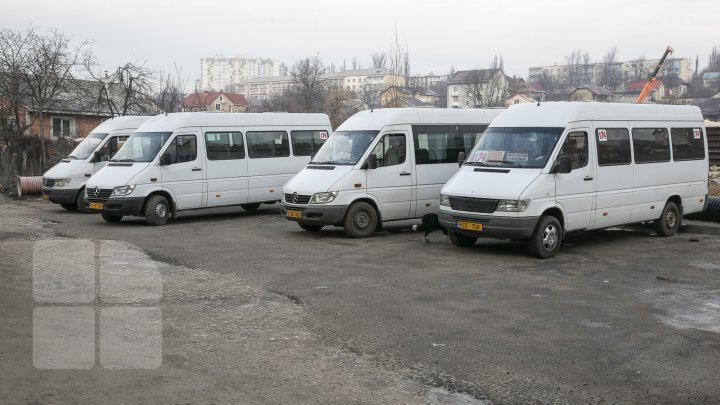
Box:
[192,167,202,172]
[400,172,411,176]
[584,176,593,181]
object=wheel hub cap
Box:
[542,224,558,250]
[354,212,369,229]
[665,211,676,228]
[156,204,167,218]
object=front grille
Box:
[283,193,311,205]
[449,196,498,213]
[43,178,55,187]
[86,188,113,203]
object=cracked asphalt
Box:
[1,196,719,404]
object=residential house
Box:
[657,76,690,99]
[380,86,439,108]
[620,80,665,103]
[568,85,613,102]
[703,72,720,88]
[506,79,546,105]
[691,96,720,121]
[446,69,510,109]
[182,91,248,112]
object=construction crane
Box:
[636,46,673,103]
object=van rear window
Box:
[632,128,670,163]
[596,128,631,166]
[671,128,705,161]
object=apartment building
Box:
[200,55,288,92]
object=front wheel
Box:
[241,203,260,211]
[528,215,563,259]
[101,213,122,223]
[655,201,680,237]
[145,195,170,226]
[299,223,323,232]
[343,202,377,238]
[449,231,477,247]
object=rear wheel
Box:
[343,202,377,238]
[101,213,122,223]
[241,203,260,211]
[449,231,477,247]
[299,223,323,232]
[655,201,680,237]
[528,215,562,258]
[145,195,170,226]
[61,203,78,211]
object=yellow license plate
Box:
[42,194,49,200]
[89,202,104,210]
[458,221,483,232]
[286,210,302,219]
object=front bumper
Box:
[281,203,348,226]
[89,196,145,217]
[42,187,79,204]
[438,210,539,240]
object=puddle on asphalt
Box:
[643,287,720,333]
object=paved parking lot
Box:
[1,196,719,404]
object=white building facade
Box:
[200,55,288,92]
[528,57,693,85]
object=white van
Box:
[85,112,332,225]
[439,102,708,258]
[41,116,150,211]
[281,108,501,237]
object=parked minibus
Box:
[41,116,150,211]
[281,108,502,237]
[439,102,708,258]
[84,112,332,225]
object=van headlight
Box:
[309,191,338,204]
[111,185,135,196]
[50,178,71,187]
[496,199,530,212]
[440,194,451,207]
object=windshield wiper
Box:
[487,160,523,167]
[68,155,77,159]
[310,160,342,165]
[464,161,489,166]
[112,158,135,162]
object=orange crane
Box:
[636,46,673,103]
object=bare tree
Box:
[324,87,363,128]
[598,47,621,90]
[462,69,510,108]
[290,55,326,113]
[562,49,591,87]
[384,27,410,107]
[0,27,33,139]
[489,55,504,70]
[155,64,187,113]
[706,45,720,72]
[630,56,649,82]
[371,52,387,69]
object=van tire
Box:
[145,195,170,226]
[344,202,377,238]
[299,223,323,232]
[655,201,680,237]
[101,213,122,223]
[76,187,88,213]
[528,215,562,258]
[61,203,78,211]
[241,203,260,211]
[449,231,477,247]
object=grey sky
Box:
[3,0,719,84]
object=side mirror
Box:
[367,153,378,170]
[458,151,466,168]
[93,151,102,162]
[555,155,572,174]
[160,153,172,166]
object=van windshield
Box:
[68,133,108,160]
[309,130,378,165]
[465,127,564,168]
[111,132,173,162]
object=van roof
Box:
[336,108,503,131]
[136,112,331,132]
[491,102,704,128]
[94,116,151,132]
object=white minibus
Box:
[439,102,708,258]
[281,108,502,237]
[85,112,332,225]
[41,116,150,211]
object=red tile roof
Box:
[182,91,248,107]
[626,80,661,92]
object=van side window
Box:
[290,130,328,156]
[560,132,588,169]
[632,128,670,163]
[412,125,487,164]
[165,135,197,164]
[205,132,245,160]
[246,131,290,158]
[371,134,406,167]
[671,128,705,161]
[596,128,630,166]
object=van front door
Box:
[555,129,595,231]
[161,133,204,210]
[366,133,412,220]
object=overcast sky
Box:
[3,0,719,85]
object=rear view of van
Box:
[84,112,332,225]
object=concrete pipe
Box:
[16,176,43,196]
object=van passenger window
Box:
[596,128,631,166]
[411,125,487,164]
[632,128,670,163]
[165,135,197,164]
[205,132,244,160]
[671,128,705,161]
[371,134,406,167]
[559,132,588,169]
[246,131,290,158]
[290,130,328,156]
